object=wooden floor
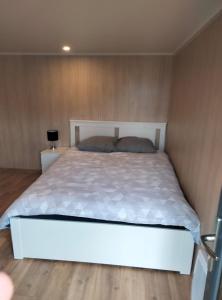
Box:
[0,168,191,300]
[0,169,41,215]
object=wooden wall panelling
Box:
[167,13,222,233]
[0,55,172,169]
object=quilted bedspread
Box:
[0,149,200,242]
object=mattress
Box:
[0,149,200,242]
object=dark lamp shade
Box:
[47,130,58,142]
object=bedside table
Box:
[41,147,69,173]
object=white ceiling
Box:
[0,0,221,55]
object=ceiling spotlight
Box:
[62,45,71,52]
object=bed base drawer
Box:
[10,217,194,275]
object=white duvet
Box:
[0,149,200,242]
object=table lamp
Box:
[47,130,58,150]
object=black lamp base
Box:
[49,141,57,150]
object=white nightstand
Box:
[41,147,69,173]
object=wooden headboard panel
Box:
[70,120,167,151]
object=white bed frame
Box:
[10,120,194,275]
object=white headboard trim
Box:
[70,120,167,151]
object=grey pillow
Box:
[78,136,117,152]
[115,136,156,153]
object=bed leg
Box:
[10,217,24,259]
[179,265,192,275]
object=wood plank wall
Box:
[167,14,222,233]
[0,55,172,169]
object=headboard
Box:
[70,120,167,151]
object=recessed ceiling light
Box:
[62,45,71,52]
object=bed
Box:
[0,120,200,275]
